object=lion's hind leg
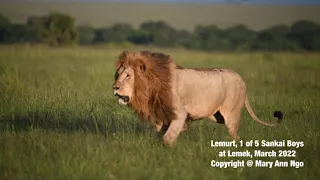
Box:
[224,112,241,140]
[219,97,245,140]
[209,110,240,140]
[219,80,246,140]
[220,93,245,140]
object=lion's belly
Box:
[176,69,225,120]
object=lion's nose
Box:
[113,85,120,91]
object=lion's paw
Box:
[163,135,177,147]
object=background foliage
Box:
[1,12,320,51]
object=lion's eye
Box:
[126,74,130,78]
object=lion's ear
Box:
[140,64,146,72]
[140,51,152,58]
[137,58,147,73]
[119,50,128,60]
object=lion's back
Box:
[176,68,245,93]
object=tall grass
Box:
[0,46,319,179]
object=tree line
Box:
[1,12,320,51]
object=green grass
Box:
[0,46,319,180]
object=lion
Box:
[112,50,283,146]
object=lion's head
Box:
[112,63,134,105]
[112,50,177,125]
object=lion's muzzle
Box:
[118,95,129,103]
[114,93,130,105]
[113,83,130,105]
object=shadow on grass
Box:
[0,110,151,136]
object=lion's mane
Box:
[116,51,177,125]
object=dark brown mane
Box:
[115,50,176,125]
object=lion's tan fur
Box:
[113,51,282,146]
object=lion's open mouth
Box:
[115,94,129,103]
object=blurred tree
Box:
[4,24,33,43]
[255,25,301,51]
[127,29,153,45]
[204,34,232,51]
[0,13,10,43]
[193,25,231,51]
[92,28,112,44]
[41,12,77,46]
[140,21,177,47]
[0,13,10,26]
[92,23,134,44]
[175,30,193,47]
[76,26,95,45]
[194,25,225,40]
[26,16,47,43]
[311,34,320,50]
[1,10,320,52]
[290,20,320,50]
[0,14,39,44]
[109,23,134,43]
[183,36,202,50]
[224,25,257,51]
[27,16,47,27]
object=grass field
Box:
[0,46,319,179]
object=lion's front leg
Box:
[163,111,187,147]
[155,121,169,135]
[155,121,163,132]
[182,120,190,132]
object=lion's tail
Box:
[244,95,283,127]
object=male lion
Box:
[113,51,283,146]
